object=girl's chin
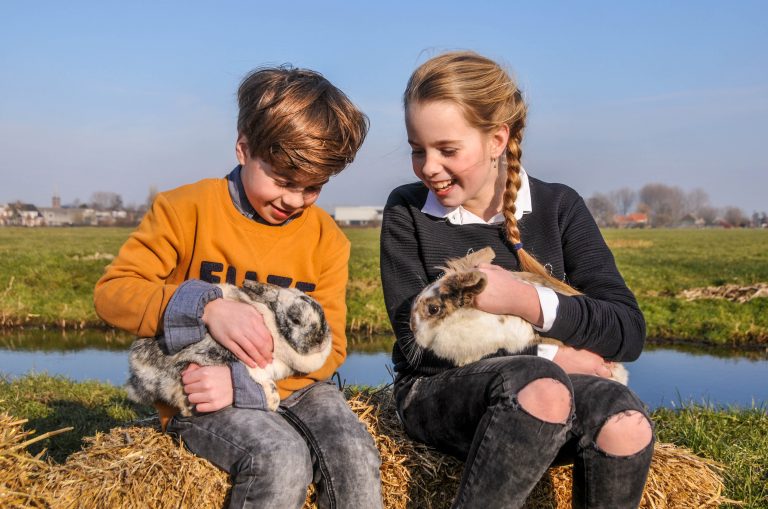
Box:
[433,190,463,208]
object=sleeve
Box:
[230,362,268,409]
[161,280,222,353]
[93,193,189,337]
[533,285,559,332]
[546,194,646,362]
[380,195,430,367]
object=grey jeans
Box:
[394,356,654,509]
[167,380,383,509]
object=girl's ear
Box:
[235,134,249,165]
[489,123,510,158]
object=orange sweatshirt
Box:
[94,177,349,400]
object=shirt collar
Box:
[226,165,295,226]
[421,167,532,225]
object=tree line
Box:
[585,184,767,228]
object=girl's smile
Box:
[405,101,509,221]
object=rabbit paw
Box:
[263,379,281,411]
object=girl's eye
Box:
[410,150,425,157]
[427,304,441,316]
[441,149,456,156]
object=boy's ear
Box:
[235,134,249,165]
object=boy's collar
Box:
[227,165,297,226]
[421,167,532,225]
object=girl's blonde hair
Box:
[404,51,572,293]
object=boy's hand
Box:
[182,363,234,412]
[552,345,615,379]
[202,298,274,368]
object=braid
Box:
[502,101,575,293]
[502,131,524,247]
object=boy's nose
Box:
[283,189,305,209]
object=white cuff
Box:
[537,343,559,361]
[533,286,559,333]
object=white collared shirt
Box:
[420,167,560,361]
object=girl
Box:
[380,51,654,508]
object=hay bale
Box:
[0,413,58,508]
[349,388,730,509]
[679,283,768,303]
[39,426,230,509]
[1,389,730,509]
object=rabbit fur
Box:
[410,247,628,385]
[126,280,332,414]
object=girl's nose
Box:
[420,153,442,178]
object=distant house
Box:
[679,213,706,228]
[613,213,648,228]
[714,218,733,229]
[39,207,83,226]
[0,204,10,225]
[1,203,43,226]
[334,206,384,227]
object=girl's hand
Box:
[475,263,544,326]
[551,345,615,379]
[181,363,233,413]
[202,298,274,368]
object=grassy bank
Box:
[1,373,766,507]
[1,227,767,347]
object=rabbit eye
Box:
[427,304,441,316]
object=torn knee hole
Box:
[517,378,571,424]
[595,410,653,456]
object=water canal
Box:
[1,330,766,410]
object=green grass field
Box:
[1,226,767,347]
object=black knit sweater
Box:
[380,179,646,377]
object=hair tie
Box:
[512,242,523,251]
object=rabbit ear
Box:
[440,270,487,308]
[442,247,496,273]
[241,280,279,303]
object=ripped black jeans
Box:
[394,356,654,509]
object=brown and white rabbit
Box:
[410,247,628,385]
[126,280,332,414]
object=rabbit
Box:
[126,279,332,414]
[410,247,628,385]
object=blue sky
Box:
[2,1,766,214]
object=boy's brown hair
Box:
[237,66,369,182]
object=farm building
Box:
[334,206,384,226]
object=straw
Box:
[1,388,731,508]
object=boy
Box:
[94,66,382,508]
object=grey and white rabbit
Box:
[126,280,332,414]
[410,247,628,385]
